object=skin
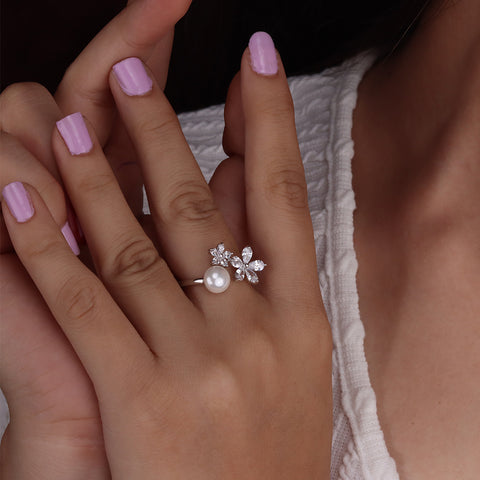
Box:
[352,0,480,477]
[1,0,478,477]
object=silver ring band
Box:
[179,278,204,287]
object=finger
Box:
[104,30,176,217]
[1,182,151,397]
[1,83,62,177]
[241,33,320,305]
[0,131,79,255]
[52,113,201,352]
[55,0,190,144]
[222,72,245,157]
[0,255,105,468]
[104,120,144,218]
[109,58,244,298]
[209,156,248,248]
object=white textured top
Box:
[0,52,400,479]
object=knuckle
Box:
[1,82,51,108]
[257,90,295,120]
[198,362,242,417]
[57,277,101,332]
[25,236,67,261]
[136,113,180,145]
[60,69,113,111]
[0,130,23,153]
[105,237,165,281]
[116,359,178,430]
[120,27,153,52]
[265,167,308,211]
[76,174,117,200]
[162,181,219,226]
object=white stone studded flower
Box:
[230,246,266,284]
[209,243,233,267]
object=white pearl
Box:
[203,266,231,294]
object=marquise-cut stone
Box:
[235,268,245,281]
[230,256,244,269]
[249,260,265,271]
[242,246,253,264]
[246,270,259,283]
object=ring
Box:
[179,243,266,294]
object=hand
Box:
[0,1,191,478]
[2,34,332,478]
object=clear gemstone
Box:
[246,269,259,283]
[235,268,245,281]
[210,243,232,267]
[242,246,253,264]
[249,260,265,271]
[230,256,244,269]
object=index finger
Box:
[241,33,321,306]
[55,0,191,144]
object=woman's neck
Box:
[378,0,480,155]
[353,0,480,226]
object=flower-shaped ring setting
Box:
[179,243,267,294]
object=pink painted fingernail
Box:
[113,57,153,96]
[56,112,93,156]
[248,32,278,76]
[61,222,80,256]
[2,182,34,223]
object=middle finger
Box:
[109,58,244,293]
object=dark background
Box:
[1,0,426,112]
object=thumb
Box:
[55,0,191,144]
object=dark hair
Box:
[1,0,434,112]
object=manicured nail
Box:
[248,32,278,76]
[56,112,93,156]
[2,182,34,223]
[61,222,80,256]
[113,57,153,96]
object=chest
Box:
[357,255,480,479]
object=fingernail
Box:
[248,32,278,76]
[61,222,80,256]
[113,57,153,96]
[2,182,34,223]
[56,112,93,156]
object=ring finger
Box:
[52,112,202,353]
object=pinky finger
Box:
[1,182,151,399]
